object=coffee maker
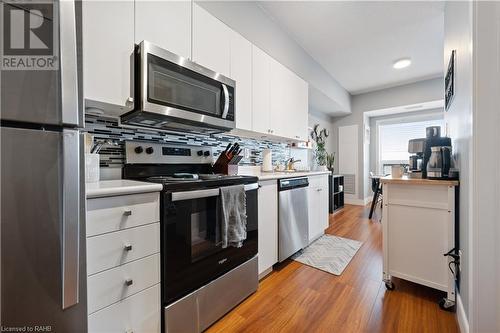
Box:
[408,138,426,178]
[422,126,452,178]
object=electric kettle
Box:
[427,146,451,179]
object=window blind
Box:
[379,119,444,164]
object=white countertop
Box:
[86,180,163,198]
[237,166,332,181]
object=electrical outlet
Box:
[458,250,463,272]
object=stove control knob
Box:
[197,150,204,156]
[145,147,154,154]
[204,151,211,157]
[134,146,143,154]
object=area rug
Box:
[292,234,363,275]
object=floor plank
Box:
[206,204,459,332]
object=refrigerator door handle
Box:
[62,129,81,309]
[59,0,81,127]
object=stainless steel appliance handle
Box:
[62,130,81,309]
[171,183,258,202]
[221,84,229,119]
[59,0,81,127]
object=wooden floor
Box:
[207,204,459,333]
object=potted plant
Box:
[311,124,329,171]
[327,152,335,173]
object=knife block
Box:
[213,153,241,175]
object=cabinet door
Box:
[318,185,330,230]
[82,0,134,112]
[192,4,230,77]
[291,75,309,141]
[308,187,320,243]
[230,31,252,131]
[135,0,191,59]
[251,46,271,134]
[308,179,329,243]
[258,180,278,275]
[269,58,288,137]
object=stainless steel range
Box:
[122,141,258,333]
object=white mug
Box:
[391,165,404,178]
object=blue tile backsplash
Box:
[84,114,290,168]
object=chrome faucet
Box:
[286,158,302,171]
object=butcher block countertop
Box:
[381,175,459,186]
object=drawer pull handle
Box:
[317,188,323,192]
[123,210,132,216]
[124,244,133,252]
[125,279,133,286]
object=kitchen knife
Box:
[223,143,232,154]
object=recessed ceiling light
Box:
[393,58,411,69]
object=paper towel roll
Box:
[262,149,273,172]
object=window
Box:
[377,118,444,173]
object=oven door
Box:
[138,40,235,130]
[162,183,258,305]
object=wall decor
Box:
[445,50,456,111]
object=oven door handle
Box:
[171,183,258,202]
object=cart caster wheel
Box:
[385,281,395,290]
[438,298,455,311]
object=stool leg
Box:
[369,190,379,219]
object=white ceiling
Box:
[258,1,445,95]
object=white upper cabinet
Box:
[230,31,252,131]
[290,75,309,141]
[82,0,135,113]
[135,1,191,59]
[192,4,231,77]
[269,59,291,138]
[269,60,309,140]
[251,45,271,135]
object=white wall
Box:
[308,110,336,153]
[443,1,473,323]
[470,2,500,332]
[331,77,444,200]
[195,1,351,114]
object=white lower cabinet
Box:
[86,192,161,333]
[308,175,330,243]
[87,253,160,314]
[88,284,160,333]
[257,180,278,276]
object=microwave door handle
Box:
[221,84,229,119]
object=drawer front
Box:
[88,253,160,314]
[88,284,160,333]
[87,223,160,275]
[308,174,328,189]
[87,192,160,237]
[385,184,450,210]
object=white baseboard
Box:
[345,197,371,206]
[457,294,469,333]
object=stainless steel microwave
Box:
[121,41,235,134]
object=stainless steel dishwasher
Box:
[278,177,309,262]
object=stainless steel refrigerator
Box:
[1,1,87,331]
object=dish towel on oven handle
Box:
[220,184,247,248]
